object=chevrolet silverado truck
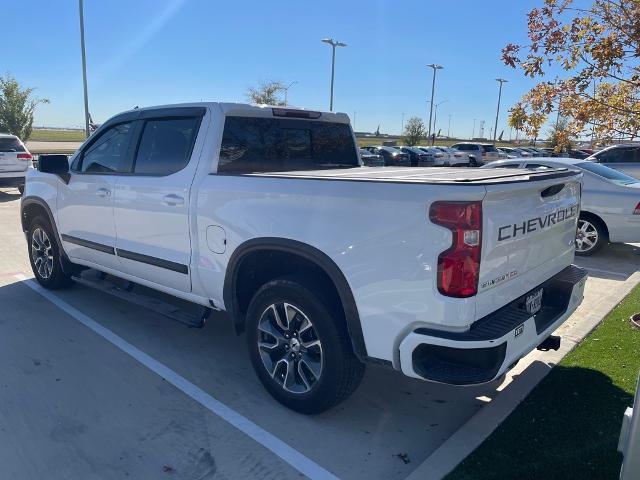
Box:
[21,103,587,413]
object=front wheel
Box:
[28,216,74,289]
[575,216,606,256]
[246,276,365,414]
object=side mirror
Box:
[38,154,70,183]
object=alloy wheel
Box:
[31,227,54,279]
[257,302,323,394]
[575,219,598,253]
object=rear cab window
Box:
[218,117,358,173]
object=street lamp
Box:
[78,0,90,138]
[493,78,508,142]
[282,81,298,106]
[321,38,347,111]
[426,64,443,139]
[432,99,448,144]
[472,118,476,139]
[448,114,452,138]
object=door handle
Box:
[162,194,184,206]
[96,187,111,198]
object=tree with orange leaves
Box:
[504,0,640,149]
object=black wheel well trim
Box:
[579,210,609,238]
[223,237,369,361]
[21,196,74,273]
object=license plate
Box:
[525,288,543,315]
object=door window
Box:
[79,123,133,173]
[133,117,200,175]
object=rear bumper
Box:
[398,265,587,385]
[0,172,26,186]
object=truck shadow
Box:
[0,189,21,203]
[575,242,640,281]
[459,362,632,479]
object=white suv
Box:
[451,142,500,166]
[0,133,32,193]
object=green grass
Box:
[28,129,86,142]
[447,285,640,480]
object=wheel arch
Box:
[21,196,74,273]
[223,237,368,361]
[580,210,610,239]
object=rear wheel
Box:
[575,216,606,256]
[246,276,365,414]
[28,216,74,289]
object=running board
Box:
[73,271,211,329]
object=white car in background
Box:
[450,142,500,166]
[0,133,32,194]
[416,146,447,166]
[484,157,640,255]
[433,146,471,166]
[586,144,640,179]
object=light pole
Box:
[78,0,90,138]
[432,99,448,144]
[321,38,347,111]
[448,114,452,138]
[426,64,443,139]
[493,78,508,142]
[401,112,404,134]
[472,118,476,139]
[282,81,297,106]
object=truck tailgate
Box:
[476,172,582,319]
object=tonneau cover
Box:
[242,166,578,185]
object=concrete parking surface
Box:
[1,185,639,479]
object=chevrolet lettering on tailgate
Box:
[498,204,579,242]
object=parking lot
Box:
[1,185,639,480]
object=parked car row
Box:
[361,145,473,167]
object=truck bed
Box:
[243,166,577,185]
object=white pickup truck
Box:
[21,103,587,413]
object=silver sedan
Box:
[483,157,640,255]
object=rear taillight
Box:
[634,202,640,215]
[482,151,487,157]
[429,201,482,298]
[17,153,32,160]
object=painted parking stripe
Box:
[16,274,338,480]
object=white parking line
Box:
[16,274,338,480]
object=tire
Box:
[575,215,607,256]
[27,216,74,289]
[245,275,365,414]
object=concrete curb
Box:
[406,270,640,480]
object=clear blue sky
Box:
[4,0,552,138]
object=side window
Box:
[133,117,200,175]
[80,122,133,173]
[598,148,626,163]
